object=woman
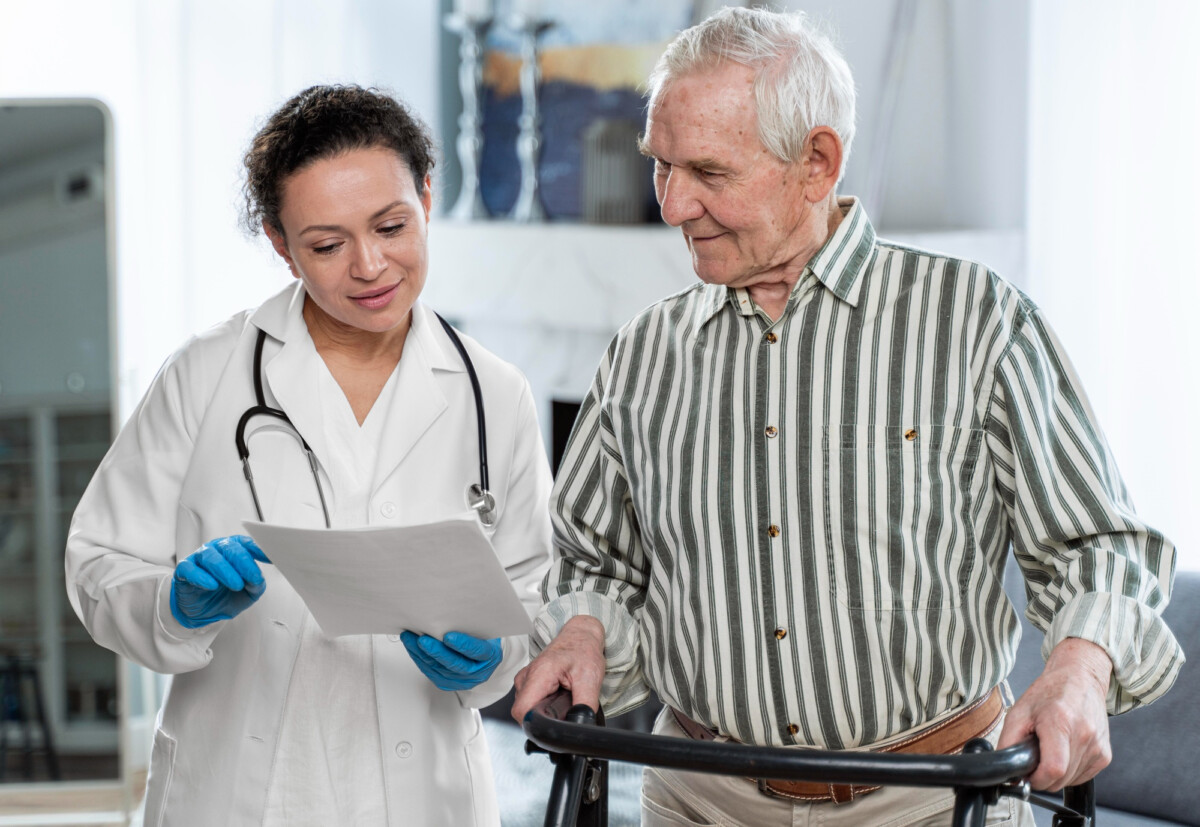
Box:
[65,85,552,826]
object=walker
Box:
[523,692,1096,827]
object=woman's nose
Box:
[657,170,705,227]
[350,237,387,280]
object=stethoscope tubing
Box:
[235,314,491,527]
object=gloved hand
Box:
[169,535,271,629]
[400,630,503,691]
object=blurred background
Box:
[1,0,1197,823]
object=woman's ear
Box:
[803,126,844,204]
[263,221,298,277]
[420,174,433,221]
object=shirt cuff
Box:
[1042,590,1185,714]
[533,591,649,716]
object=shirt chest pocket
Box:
[820,424,984,611]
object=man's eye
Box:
[654,161,671,175]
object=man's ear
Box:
[263,221,298,277]
[803,126,844,204]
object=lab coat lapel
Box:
[261,332,335,479]
[373,307,449,481]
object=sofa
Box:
[485,564,1199,826]
[1003,564,1199,827]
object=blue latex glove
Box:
[400,630,503,691]
[169,535,271,629]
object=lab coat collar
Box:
[249,284,460,503]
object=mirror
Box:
[0,99,118,786]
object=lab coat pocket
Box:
[142,728,178,827]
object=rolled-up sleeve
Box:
[985,304,1183,713]
[533,343,651,716]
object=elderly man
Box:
[512,7,1182,826]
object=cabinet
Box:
[0,400,116,754]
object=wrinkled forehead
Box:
[644,64,761,155]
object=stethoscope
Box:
[234,313,495,528]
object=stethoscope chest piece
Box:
[467,483,497,527]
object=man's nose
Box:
[350,237,387,279]
[657,170,705,227]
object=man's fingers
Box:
[511,666,570,722]
[994,707,1033,751]
[1028,726,1073,791]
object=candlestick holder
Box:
[508,15,554,222]
[444,12,494,220]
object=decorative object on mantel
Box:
[507,11,554,222]
[582,118,648,224]
[478,1,691,221]
[444,6,494,220]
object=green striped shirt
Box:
[534,198,1183,749]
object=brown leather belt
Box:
[669,686,1004,805]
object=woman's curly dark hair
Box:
[241,84,437,236]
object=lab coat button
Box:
[381,502,397,518]
[395,741,413,758]
[387,634,401,642]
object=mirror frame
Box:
[0,96,128,815]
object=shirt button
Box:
[765,426,778,438]
[395,741,413,758]
[904,428,918,441]
[381,501,397,518]
[765,331,778,344]
[767,524,780,538]
[786,724,799,736]
[774,627,787,640]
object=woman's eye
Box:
[312,242,341,255]
[380,223,405,236]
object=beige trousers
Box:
[640,708,1037,827]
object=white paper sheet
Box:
[243,514,534,639]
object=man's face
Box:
[643,62,819,289]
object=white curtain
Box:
[1028,0,1200,569]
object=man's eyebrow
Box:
[636,136,655,158]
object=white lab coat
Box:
[65,283,553,826]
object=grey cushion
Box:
[1004,563,1199,826]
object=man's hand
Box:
[511,615,607,723]
[997,637,1113,791]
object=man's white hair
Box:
[648,6,857,179]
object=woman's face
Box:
[266,146,432,338]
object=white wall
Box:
[782,0,1029,232]
[1027,0,1200,569]
[0,0,440,418]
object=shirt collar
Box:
[806,196,877,308]
[694,195,878,326]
